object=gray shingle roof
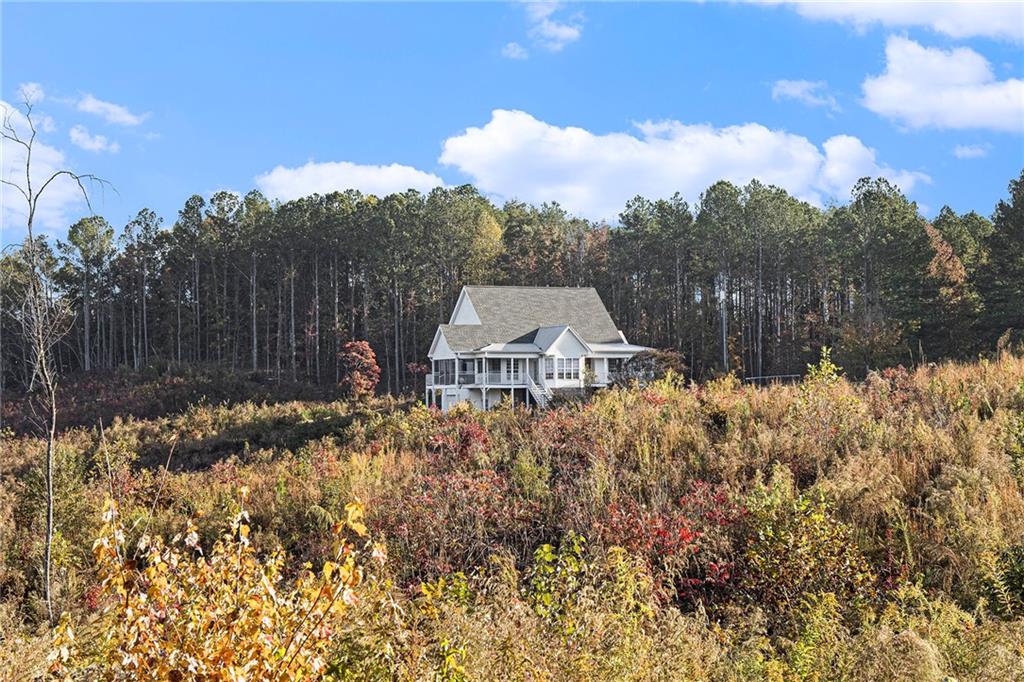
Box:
[438,286,623,352]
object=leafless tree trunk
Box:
[333,254,340,383]
[176,282,182,365]
[313,255,320,383]
[718,270,728,371]
[289,260,296,381]
[142,259,149,365]
[251,251,258,372]
[82,266,91,371]
[2,97,109,625]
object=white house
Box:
[425,285,648,411]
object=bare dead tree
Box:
[1,95,111,625]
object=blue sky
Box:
[2,1,1023,245]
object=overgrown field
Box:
[3,353,1024,680]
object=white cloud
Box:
[760,1,1024,42]
[817,134,929,197]
[1,100,89,239]
[16,82,45,104]
[254,160,443,202]
[771,80,839,111]
[11,84,56,132]
[77,93,149,126]
[439,109,928,220]
[952,143,991,159]
[69,124,120,153]
[38,115,57,133]
[524,2,583,52]
[502,41,529,60]
[862,36,1024,132]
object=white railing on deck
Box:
[429,371,528,386]
[476,371,526,385]
[526,374,552,408]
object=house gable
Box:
[547,327,590,358]
[449,288,482,325]
[532,325,567,351]
[428,327,456,360]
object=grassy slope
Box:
[2,354,1024,679]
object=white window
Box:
[545,357,555,380]
[557,358,579,380]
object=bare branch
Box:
[1,107,29,148]
[31,170,116,217]
[0,178,29,204]
[22,97,36,138]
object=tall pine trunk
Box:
[82,269,91,372]
[314,255,320,384]
[251,251,258,372]
[289,262,296,381]
[142,262,149,365]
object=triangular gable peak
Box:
[534,325,592,355]
[428,327,456,359]
[547,326,591,357]
[448,287,482,325]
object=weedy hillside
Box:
[2,352,1024,680]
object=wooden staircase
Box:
[526,374,553,408]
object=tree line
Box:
[2,171,1022,395]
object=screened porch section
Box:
[428,357,542,386]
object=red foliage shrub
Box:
[371,468,543,581]
[601,498,699,558]
[338,341,381,399]
[83,583,102,612]
[405,362,428,377]
[532,408,602,463]
[866,364,918,418]
[876,526,911,593]
[640,390,671,407]
[597,481,747,606]
[427,413,491,462]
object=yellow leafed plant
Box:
[51,490,377,681]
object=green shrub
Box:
[741,467,877,628]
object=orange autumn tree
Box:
[52,491,383,680]
[924,222,980,356]
[338,340,381,400]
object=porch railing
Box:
[476,371,526,385]
[428,371,533,386]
